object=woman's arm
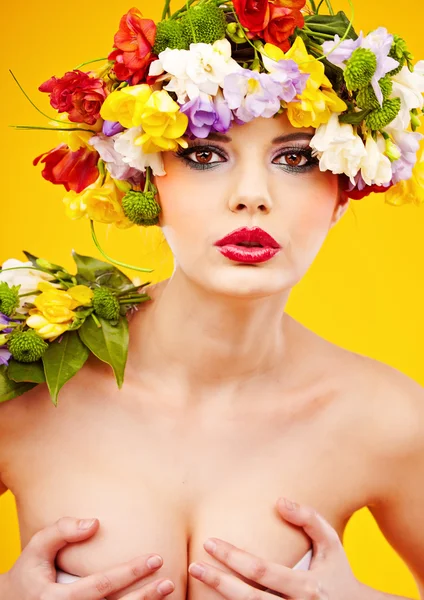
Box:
[367,367,424,597]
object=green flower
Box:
[92,287,121,320]
[356,75,393,110]
[365,97,402,131]
[388,34,414,76]
[344,48,377,91]
[8,329,48,363]
[153,19,189,54]
[0,282,20,317]
[122,190,161,226]
[180,3,227,46]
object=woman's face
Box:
[155,112,348,298]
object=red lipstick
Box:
[214,227,282,264]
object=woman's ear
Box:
[330,189,350,228]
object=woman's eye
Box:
[273,150,312,169]
[177,146,226,169]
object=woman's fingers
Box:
[59,554,170,599]
[198,538,305,598]
[189,559,306,600]
[122,578,175,599]
[26,516,100,565]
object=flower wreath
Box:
[2,0,424,404]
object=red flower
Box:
[33,144,99,193]
[39,71,107,126]
[263,1,306,51]
[338,173,395,200]
[233,0,270,34]
[108,7,157,85]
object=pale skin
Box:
[1,112,424,600]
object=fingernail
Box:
[189,563,205,578]
[78,518,96,529]
[147,555,163,569]
[204,539,216,553]
[157,580,174,595]
[283,498,297,510]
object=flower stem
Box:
[324,0,334,14]
[18,291,39,298]
[161,0,172,20]
[73,57,109,70]
[91,312,101,327]
[9,125,97,133]
[90,220,154,274]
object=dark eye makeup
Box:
[174,141,319,173]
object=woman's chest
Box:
[8,395,362,600]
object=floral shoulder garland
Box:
[0,253,150,405]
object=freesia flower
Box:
[63,172,134,228]
[33,143,99,193]
[232,0,270,33]
[49,113,103,152]
[149,39,241,103]
[260,46,309,101]
[384,138,424,206]
[223,69,282,121]
[0,259,60,314]
[309,113,367,183]
[89,133,143,180]
[262,1,306,52]
[113,127,166,175]
[0,346,11,366]
[322,28,400,106]
[387,61,424,130]
[108,7,157,85]
[263,38,347,128]
[102,120,125,136]
[180,92,217,138]
[384,128,424,184]
[359,132,393,186]
[211,90,233,133]
[39,70,107,125]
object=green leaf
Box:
[7,359,46,383]
[41,331,90,406]
[339,108,372,124]
[72,250,134,291]
[78,315,128,389]
[22,250,41,268]
[0,365,37,403]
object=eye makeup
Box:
[174,141,319,173]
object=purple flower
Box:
[179,93,217,138]
[0,347,11,366]
[102,120,125,137]
[322,28,400,106]
[0,313,15,334]
[223,69,282,122]
[267,59,310,103]
[387,129,423,184]
[211,91,233,134]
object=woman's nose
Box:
[228,167,273,215]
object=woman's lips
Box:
[214,227,282,264]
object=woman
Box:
[1,0,424,598]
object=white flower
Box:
[309,113,367,183]
[0,259,59,314]
[88,133,142,180]
[359,132,393,186]
[113,127,166,176]
[388,61,424,130]
[149,39,241,103]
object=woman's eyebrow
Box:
[204,132,314,144]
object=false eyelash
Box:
[174,143,319,172]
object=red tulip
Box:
[33,144,99,193]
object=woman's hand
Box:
[188,497,364,600]
[3,516,175,600]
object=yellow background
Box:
[1,0,423,596]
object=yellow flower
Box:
[67,285,94,307]
[100,84,188,153]
[100,84,152,129]
[26,313,70,340]
[33,287,76,323]
[49,113,103,151]
[263,38,347,128]
[384,139,424,206]
[63,173,134,228]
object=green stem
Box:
[8,70,77,126]
[324,0,334,15]
[144,167,151,193]
[169,0,197,19]
[0,266,51,275]
[18,291,39,298]
[90,220,154,274]
[73,57,109,70]
[161,0,172,20]
[9,125,97,134]
[119,297,149,304]
[309,0,317,12]
[303,27,336,40]
[91,312,101,327]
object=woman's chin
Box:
[197,266,293,299]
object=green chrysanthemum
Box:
[92,287,121,321]
[365,97,402,130]
[388,34,413,76]
[181,3,227,46]
[153,19,189,54]
[8,329,48,363]
[0,282,20,317]
[356,75,393,110]
[122,190,161,226]
[344,48,377,92]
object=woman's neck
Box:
[126,268,296,399]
